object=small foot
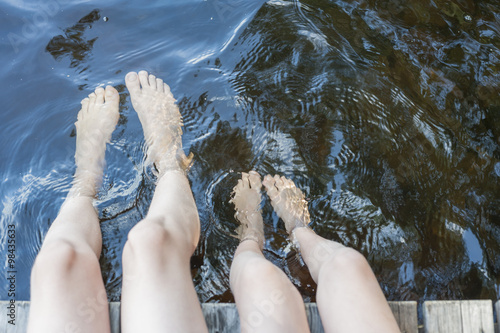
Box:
[262,175,311,235]
[230,171,265,250]
[125,71,192,176]
[72,86,120,197]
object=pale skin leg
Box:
[120,71,207,333]
[229,171,310,333]
[263,175,400,333]
[28,86,120,333]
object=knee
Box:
[231,254,281,290]
[124,221,169,254]
[31,240,98,284]
[318,247,372,282]
[123,219,192,262]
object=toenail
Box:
[127,73,137,81]
[106,89,114,97]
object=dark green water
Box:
[1,0,499,303]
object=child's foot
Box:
[262,175,311,235]
[72,86,120,197]
[230,171,265,250]
[125,71,192,175]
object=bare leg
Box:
[28,86,120,332]
[121,71,207,333]
[230,172,310,333]
[263,175,400,333]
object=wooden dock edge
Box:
[495,300,499,333]
[1,300,498,333]
[423,300,495,333]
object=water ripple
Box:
[1,0,499,303]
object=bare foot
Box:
[230,171,265,250]
[125,70,192,175]
[262,175,311,235]
[72,86,120,197]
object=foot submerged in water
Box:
[262,175,311,236]
[72,85,120,197]
[125,70,192,175]
[230,171,265,249]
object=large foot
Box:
[262,175,311,235]
[230,171,265,250]
[125,71,192,175]
[72,86,120,197]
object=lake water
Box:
[1,0,499,303]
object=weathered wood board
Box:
[389,301,418,333]
[494,300,499,333]
[0,300,496,333]
[423,300,494,333]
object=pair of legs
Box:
[229,172,400,332]
[27,69,398,333]
[28,71,207,332]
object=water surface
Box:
[1,0,499,303]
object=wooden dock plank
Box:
[203,303,240,333]
[424,300,494,333]
[305,303,324,333]
[460,300,494,333]
[16,302,30,333]
[0,301,417,332]
[0,302,8,332]
[1,300,496,332]
[389,301,418,333]
[2,301,29,333]
[495,301,499,333]
[424,301,464,333]
[109,302,121,333]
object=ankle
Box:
[155,150,193,177]
[238,226,264,250]
[69,179,98,198]
[235,214,264,250]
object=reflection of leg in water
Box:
[263,174,400,333]
[230,171,310,333]
[120,71,207,333]
[28,86,120,333]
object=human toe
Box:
[274,175,285,189]
[263,175,279,199]
[88,92,97,106]
[95,87,105,104]
[248,171,262,190]
[262,174,275,189]
[80,97,89,111]
[77,98,89,122]
[163,83,172,96]
[148,74,157,90]
[240,172,251,189]
[236,179,245,191]
[125,72,141,95]
[138,70,150,88]
[156,78,164,92]
[104,85,119,102]
[282,176,294,189]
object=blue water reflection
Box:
[1,0,499,303]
